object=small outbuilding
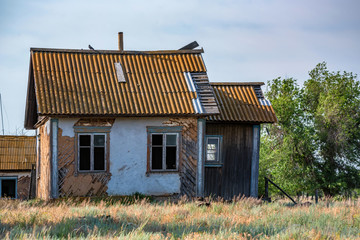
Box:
[24,34,276,200]
[0,136,36,199]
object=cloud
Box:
[0,0,359,133]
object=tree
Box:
[260,62,360,196]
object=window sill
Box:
[77,170,108,174]
[146,170,179,176]
[205,164,223,167]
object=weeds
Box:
[0,197,359,239]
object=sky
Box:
[0,0,359,135]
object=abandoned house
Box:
[0,135,36,199]
[24,33,277,200]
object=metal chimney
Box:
[118,32,124,52]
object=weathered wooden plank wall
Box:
[205,123,253,199]
[163,117,198,198]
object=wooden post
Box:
[315,189,318,204]
[196,119,205,197]
[265,177,296,204]
[28,164,36,199]
[265,177,270,202]
[250,125,260,197]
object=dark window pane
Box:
[1,179,16,198]
[208,138,218,147]
[152,146,163,169]
[166,146,177,169]
[94,147,105,170]
[80,135,91,146]
[166,134,177,146]
[152,134,163,146]
[94,135,105,146]
[79,148,91,170]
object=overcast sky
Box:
[0,0,359,135]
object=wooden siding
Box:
[17,174,31,200]
[163,118,198,198]
[205,123,254,199]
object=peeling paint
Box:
[57,127,111,197]
[43,117,198,198]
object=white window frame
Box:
[205,135,222,166]
[77,133,107,172]
[0,176,17,199]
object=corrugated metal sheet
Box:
[31,48,209,116]
[208,83,277,123]
[0,136,36,170]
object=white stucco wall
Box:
[57,117,181,196]
[107,117,181,195]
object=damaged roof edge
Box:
[24,53,38,130]
[30,47,205,54]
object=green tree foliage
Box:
[260,62,360,196]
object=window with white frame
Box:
[205,136,222,164]
[147,127,182,172]
[78,133,106,171]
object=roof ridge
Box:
[30,47,204,54]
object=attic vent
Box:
[253,85,264,100]
[114,62,126,82]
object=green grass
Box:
[0,197,359,239]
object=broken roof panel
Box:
[208,82,277,123]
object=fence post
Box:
[315,189,318,204]
[265,177,270,202]
[29,164,36,199]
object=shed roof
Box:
[207,83,277,123]
[0,136,36,170]
[25,48,219,129]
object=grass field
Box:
[0,196,359,239]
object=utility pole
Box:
[0,93,4,135]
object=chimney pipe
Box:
[118,32,124,52]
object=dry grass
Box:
[0,196,359,239]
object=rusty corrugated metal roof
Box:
[208,83,277,123]
[30,48,210,117]
[0,136,36,170]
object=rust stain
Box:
[57,127,111,197]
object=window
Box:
[78,133,106,171]
[205,136,222,165]
[114,62,126,82]
[147,126,182,172]
[0,177,17,198]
